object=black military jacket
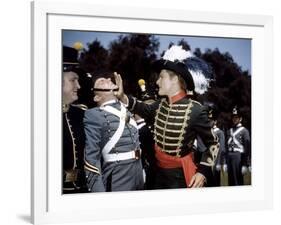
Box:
[63,104,87,193]
[127,95,219,177]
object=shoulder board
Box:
[71,104,88,111]
[190,99,202,106]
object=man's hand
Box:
[241,166,248,175]
[222,164,228,172]
[113,72,127,104]
[188,172,206,188]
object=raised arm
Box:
[113,72,128,105]
[113,72,159,124]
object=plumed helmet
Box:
[184,56,213,95]
[154,45,212,95]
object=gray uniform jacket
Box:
[84,100,144,192]
[227,123,251,166]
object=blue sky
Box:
[63,30,251,74]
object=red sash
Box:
[154,144,197,186]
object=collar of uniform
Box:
[136,118,145,122]
[63,104,70,113]
[235,123,242,128]
[169,91,187,104]
[100,99,118,107]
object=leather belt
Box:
[104,149,141,162]
[228,147,243,153]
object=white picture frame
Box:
[31,1,273,224]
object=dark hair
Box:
[91,70,115,87]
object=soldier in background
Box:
[226,107,251,186]
[207,104,226,186]
[62,46,88,193]
[134,79,157,190]
[192,103,226,187]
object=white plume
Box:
[189,70,210,94]
[163,45,193,62]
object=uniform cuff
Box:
[197,164,212,182]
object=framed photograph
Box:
[31,1,273,224]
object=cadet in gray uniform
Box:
[226,107,251,186]
[207,105,226,186]
[84,73,144,192]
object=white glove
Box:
[248,166,251,173]
[215,164,221,171]
[241,166,248,175]
[222,164,228,172]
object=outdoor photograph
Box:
[62,30,252,194]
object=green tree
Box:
[79,39,109,73]
[200,48,251,131]
[108,34,160,94]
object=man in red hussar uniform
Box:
[114,45,219,189]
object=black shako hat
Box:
[63,46,82,73]
[232,106,242,117]
[204,102,218,120]
[154,59,195,91]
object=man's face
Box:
[94,77,117,91]
[63,71,80,105]
[156,69,176,96]
[93,77,118,104]
[232,115,241,126]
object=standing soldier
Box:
[135,79,157,189]
[226,107,251,186]
[207,104,226,186]
[62,46,88,193]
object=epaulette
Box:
[190,99,202,106]
[71,104,88,111]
